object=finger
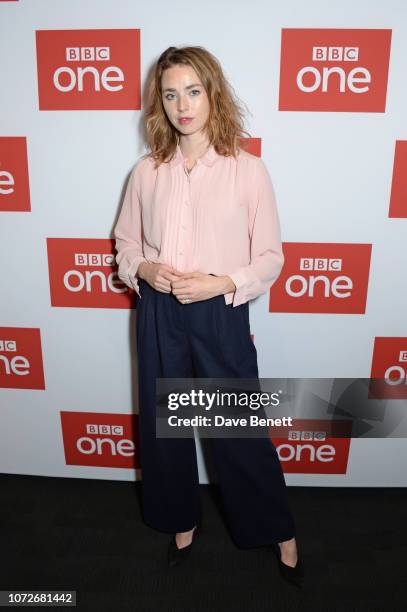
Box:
[158,273,174,285]
[177,272,199,280]
[156,277,172,290]
[159,264,179,272]
[177,293,192,301]
[156,283,172,293]
[159,269,175,280]
[161,266,185,277]
[161,271,183,283]
[172,285,193,296]
[171,281,192,290]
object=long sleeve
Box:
[113,161,147,298]
[228,158,285,307]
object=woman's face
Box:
[161,64,210,139]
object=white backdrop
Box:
[1,0,406,486]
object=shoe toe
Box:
[167,524,200,567]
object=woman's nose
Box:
[177,97,189,112]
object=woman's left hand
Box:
[171,272,235,303]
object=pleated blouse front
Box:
[113,143,284,307]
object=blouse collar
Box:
[169,143,220,168]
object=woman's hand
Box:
[137,262,184,293]
[171,272,236,303]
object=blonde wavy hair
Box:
[143,46,252,169]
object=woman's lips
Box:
[178,117,193,124]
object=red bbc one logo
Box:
[279,28,392,112]
[35,29,141,110]
[0,328,45,389]
[270,419,352,474]
[269,243,371,314]
[0,137,31,212]
[61,411,140,469]
[369,337,407,399]
[389,140,407,218]
[47,238,135,308]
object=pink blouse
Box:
[113,143,284,307]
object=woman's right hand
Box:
[137,262,184,293]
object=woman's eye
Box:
[164,90,201,101]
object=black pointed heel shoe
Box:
[167,521,201,568]
[270,541,304,588]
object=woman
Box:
[114,46,304,587]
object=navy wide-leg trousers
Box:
[135,278,296,548]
